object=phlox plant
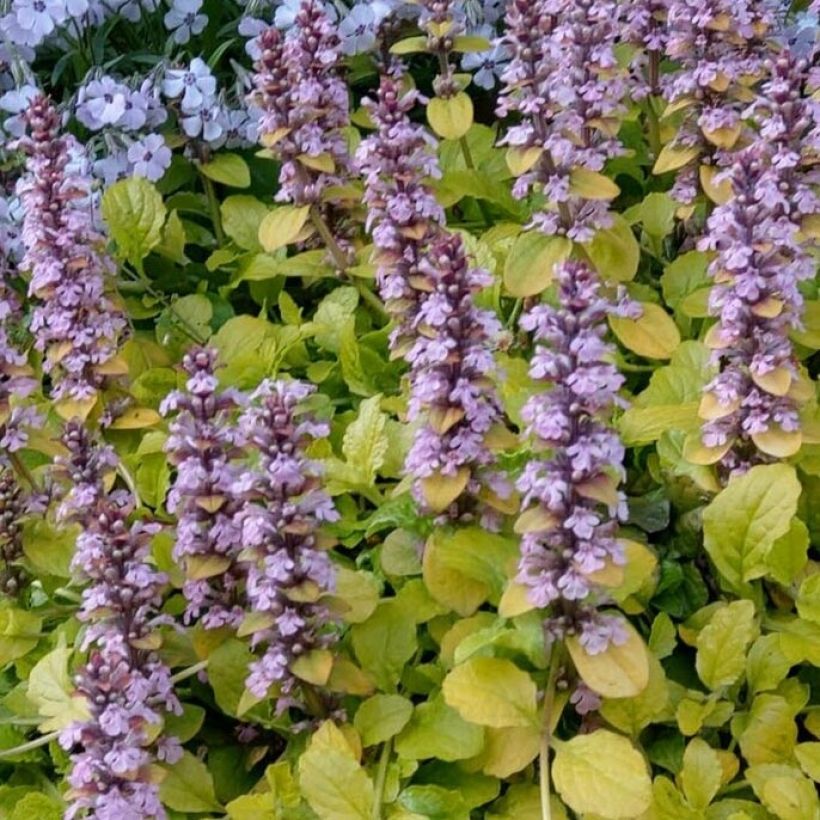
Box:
[0,0,818,818]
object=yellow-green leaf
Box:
[586,214,640,282]
[680,738,722,810]
[299,722,374,820]
[552,730,652,818]
[395,695,485,761]
[160,750,224,813]
[26,646,90,732]
[566,617,650,698]
[354,694,413,747]
[258,205,311,253]
[653,143,700,174]
[427,93,474,140]
[503,232,572,297]
[610,303,681,359]
[101,176,166,267]
[442,657,537,728]
[696,600,758,690]
[703,463,801,593]
[200,153,251,188]
[569,167,620,200]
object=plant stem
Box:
[458,137,492,228]
[170,659,208,685]
[0,730,59,759]
[201,173,225,245]
[372,737,392,820]
[645,95,662,160]
[9,453,40,494]
[539,643,564,820]
[309,207,388,322]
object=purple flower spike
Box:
[162,347,246,629]
[234,380,339,708]
[403,233,508,521]
[357,73,445,354]
[663,0,779,201]
[516,260,632,653]
[0,472,27,598]
[17,97,126,405]
[497,0,627,241]
[249,0,350,206]
[55,422,181,820]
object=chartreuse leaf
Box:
[746,634,792,695]
[427,93,473,140]
[797,573,820,624]
[552,730,652,818]
[609,302,681,359]
[101,176,166,268]
[200,153,251,188]
[645,777,700,820]
[696,600,758,690]
[353,694,413,747]
[341,394,388,486]
[599,653,669,735]
[442,657,537,728]
[766,518,810,586]
[737,694,799,766]
[258,204,311,252]
[746,764,820,819]
[702,464,801,594]
[487,785,567,820]
[398,784,470,819]
[503,232,572,297]
[226,794,275,820]
[0,606,42,666]
[160,750,223,813]
[220,195,270,250]
[298,722,374,820]
[795,742,820,781]
[586,214,640,282]
[566,617,650,698]
[350,600,417,691]
[468,725,540,779]
[26,645,90,731]
[680,738,722,810]
[395,695,484,762]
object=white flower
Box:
[338,3,377,55]
[163,57,216,113]
[127,134,172,181]
[163,0,207,45]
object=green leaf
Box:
[341,394,388,486]
[160,750,224,813]
[26,645,90,731]
[398,785,470,820]
[766,519,809,586]
[661,251,710,311]
[640,192,678,238]
[552,730,652,819]
[702,464,802,593]
[680,739,722,810]
[258,205,311,253]
[746,634,792,695]
[298,722,374,820]
[795,742,820,782]
[207,639,253,716]
[101,176,166,267]
[353,694,413,747]
[390,35,428,55]
[200,153,251,188]
[164,703,206,744]
[442,657,537,728]
[696,600,758,690]
[797,574,820,624]
[226,794,275,820]
[599,654,669,735]
[586,214,640,282]
[737,695,798,766]
[0,606,42,666]
[351,601,417,691]
[395,695,485,761]
[155,210,188,264]
[610,303,681,360]
[9,793,63,820]
[221,195,270,250]
[427,93,473,141]
[503,232,572,297]
[746,764,819,819]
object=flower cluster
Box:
[0,471,27,598]
[624,0,670,96]
[234,380,338,706]
[516,260,634,654]
[663,0,779,201]
[17,96,126,405]
[497,0,628,241]
[56,421,181,819]
[403,233,508,519]
[693,50,818,473]
[249,0,350,206]
[162,347,246,629]
[357,74,445,353]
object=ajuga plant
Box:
[0,1,818,818]
[162,347,246,628]
[55,422,181,819]
[234,380,338,708]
